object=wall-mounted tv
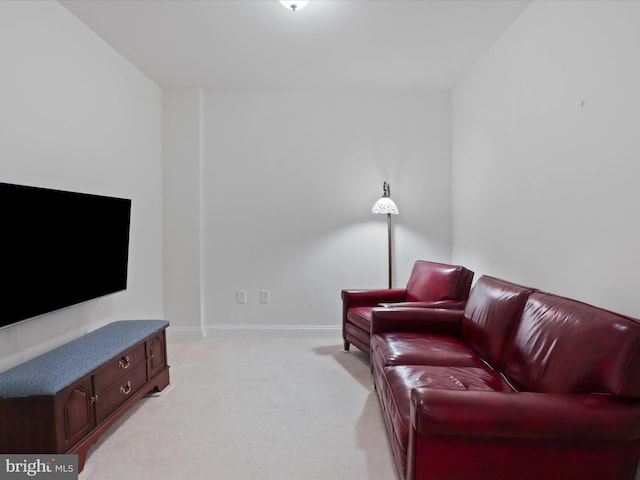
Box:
[0,182,132,329]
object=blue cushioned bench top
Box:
[0,320,169,397]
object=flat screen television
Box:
[0,182,132,329]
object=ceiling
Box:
[60,0,530,91]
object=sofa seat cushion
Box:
[377,365,515,453]
[346,306,374,331]
[371,332,487,370]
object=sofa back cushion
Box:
[504,292,640,398]
[405,260,473,303]
[461,276,533,370]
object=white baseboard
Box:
[167,324,342,339]
[166,326,205,340]
[204,324,341,337]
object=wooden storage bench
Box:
[0,320,170,471]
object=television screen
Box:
[0,182,131,329]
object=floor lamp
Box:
[371,182,399,289]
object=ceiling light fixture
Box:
[280,1,309,12]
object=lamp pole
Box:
[386,211,392,289]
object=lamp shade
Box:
[371,181,399,215]
[371,197,399,215]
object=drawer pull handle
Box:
[118,356,130,369]
[120,381,132,395]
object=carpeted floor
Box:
[78,336,398,480]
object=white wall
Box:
[201,91,452,333]
[163,88,204,336]
[452,1,640,317]
[0,1,163,370]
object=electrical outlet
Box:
[260,290,270,304]
[236,290,247,304]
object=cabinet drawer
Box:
[94,343,146,392]
[95,362,147,423]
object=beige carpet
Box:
[78,336,398,480]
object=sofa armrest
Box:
[411,388,640,441]
[371,307,464,336]
[378,300,466,309]
[341,288,407,309]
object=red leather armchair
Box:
[341,260,474,355]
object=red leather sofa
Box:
[370,275,640,480]
[341,260,474,355]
